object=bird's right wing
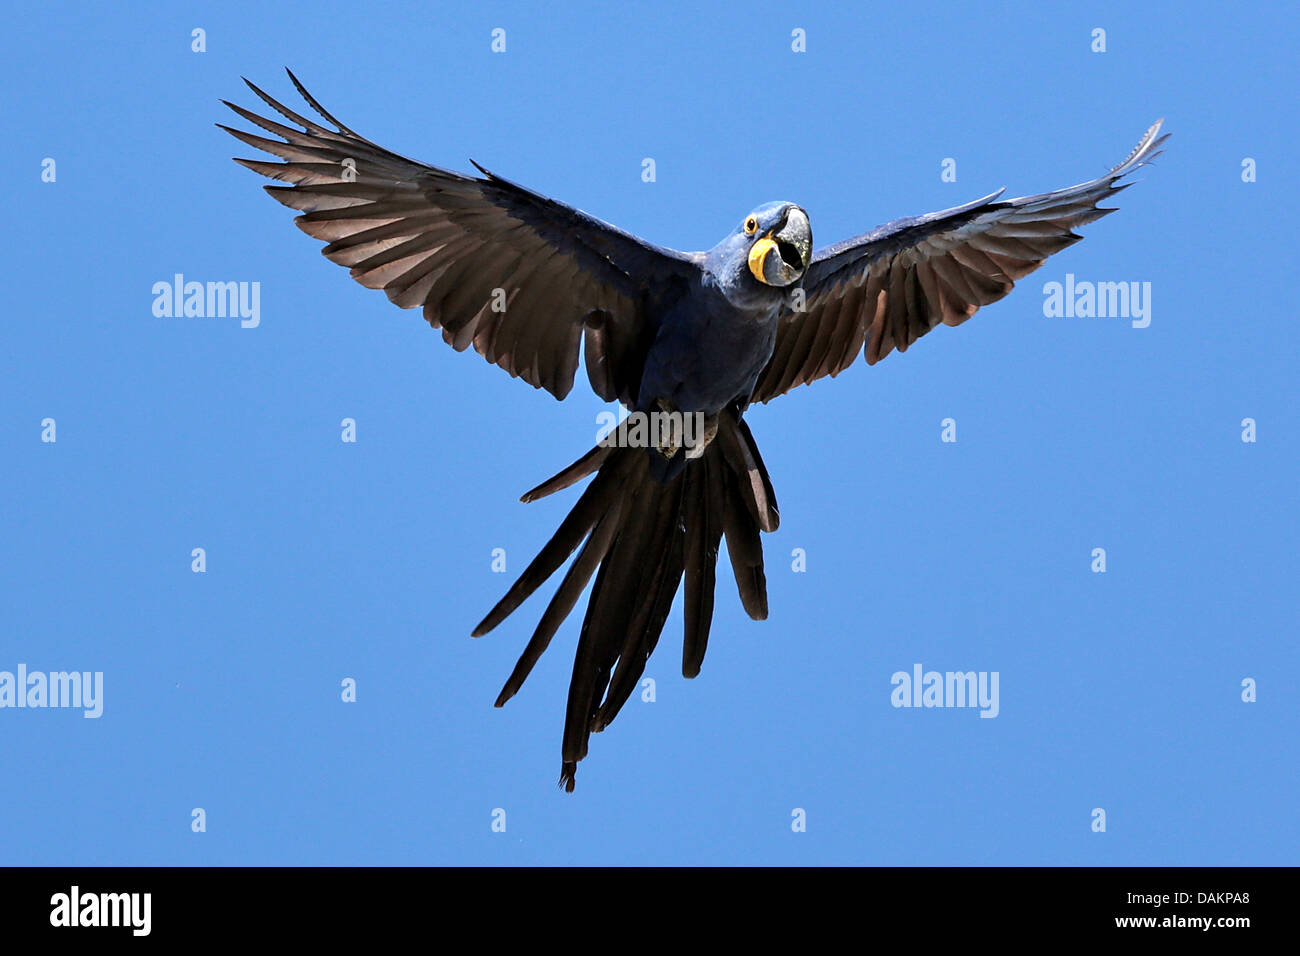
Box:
[221,71,698,403]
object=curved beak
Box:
[748,207,812,287]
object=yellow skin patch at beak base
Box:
[748,236,777,283]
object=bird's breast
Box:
[640,297,783,415]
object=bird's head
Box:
[708,202,812,306]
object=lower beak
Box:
[748,237,781,284]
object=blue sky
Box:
[1,0,1295,865]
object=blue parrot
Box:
[222,71,1167,790]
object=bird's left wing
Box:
[221,71,697,403]
[751,120,1168,403]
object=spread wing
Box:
[752,120,1168,403]
[220,70,698,403]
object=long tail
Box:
[473,407,779,791]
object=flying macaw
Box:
[222,71,1167,790]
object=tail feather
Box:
[480,408,775,791]
[560,458,665,788]
[681,454,723,679]
[722,477,769,620]
[594,479,686,731]
[472,450,635,637]
[492,499,624,707]
[519,442,612,503]
[718,415,780,533]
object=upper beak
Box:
[748,207,811,286]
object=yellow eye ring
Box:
[744,216,758,235]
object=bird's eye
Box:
[744,217,758,235]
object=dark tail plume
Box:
[473,407,779,791]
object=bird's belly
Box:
[641,310,780,415]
